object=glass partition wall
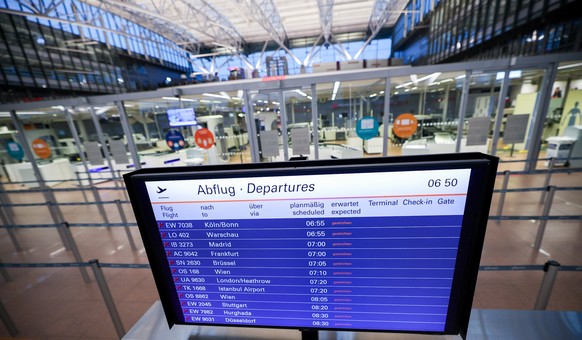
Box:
[390,72,464,156]
[316,79,388,159]
[0,106,121,244]
[1,54,580,176]
[537,61,582,168]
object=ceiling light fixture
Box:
[331,81,341,100]
[203,93,230,99]
[395,81,413,89]
[161,97,195,102]
[557,62,582,70]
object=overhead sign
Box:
[356,117,379,140]
[393,113,418,139]
[194,128,215,150]
[165,130,186,151]
[31,138,51,159]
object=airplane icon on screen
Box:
[156,187,167,194]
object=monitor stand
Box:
[301,330,318,340]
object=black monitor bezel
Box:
[124,153,498,338]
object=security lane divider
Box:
[60,222,91,284]
[0,257,579,339]
[0,298,18,337]
[479,265,544,270]
[0,186,128,194]
[74,171,89,203]
[493,186,582,193]
[1,211,581,256]
[91,186,110,227]
[1,260,580,273]
[540,158,557,204]
[1,162,580,189]
[0,258,579,339]
[98,263,151,269]
[0,260,129,338]
[1,174,580,257]
[0,199,22,252]
[496,170,511,217]
[493,182,578,252]
[535,261,560,310]
[487,215,582,220]
[89,259,126,338]
[0,259,10,282]
[0,182,15,221]
[495,167,582,176]
[534,186,557,252]
[0,220,140,257]
[0,222,137,228]
[479,265,582,271]
[69,222,138,227]
[497,156,582,163]
[1,215,581,231]
[0,200,130,207]
[115,199,137,251]
[2,185,581,207]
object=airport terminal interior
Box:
[0,0,582,339]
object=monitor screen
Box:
[167,108,197,127]
[124,153,498,337]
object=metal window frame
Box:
[2,52,581,173]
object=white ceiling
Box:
[85,0,408,54]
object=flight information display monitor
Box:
[124,153,498,338]
[167,107,197,127]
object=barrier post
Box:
[0,181,15,219]
[0,259,11,282]
[115,200,137,251]
[75,171,88,203]
[116,170,129,200]
[533,186,557,252]
[48,201,71,251]
[91,186,110,227]
[540,158,556,204]
[60,222,91,284]
[0,206,22,252]
[534,260,561,310]
[89,259,126,338]
[0,299,18,337]
[496,170,511,219]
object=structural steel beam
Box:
[239,0,287,46]
[317,0,334,43]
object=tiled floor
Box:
[0,151,581,339]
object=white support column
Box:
[311,84,320,160]
[455,70,473,153]
[491,71,510,155]
[524,63,558,172]
[382,77,391,156]
[116,101,141,170]
[243,90,260,163]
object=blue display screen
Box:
[144,168,473,332]
[167,107,197,127]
